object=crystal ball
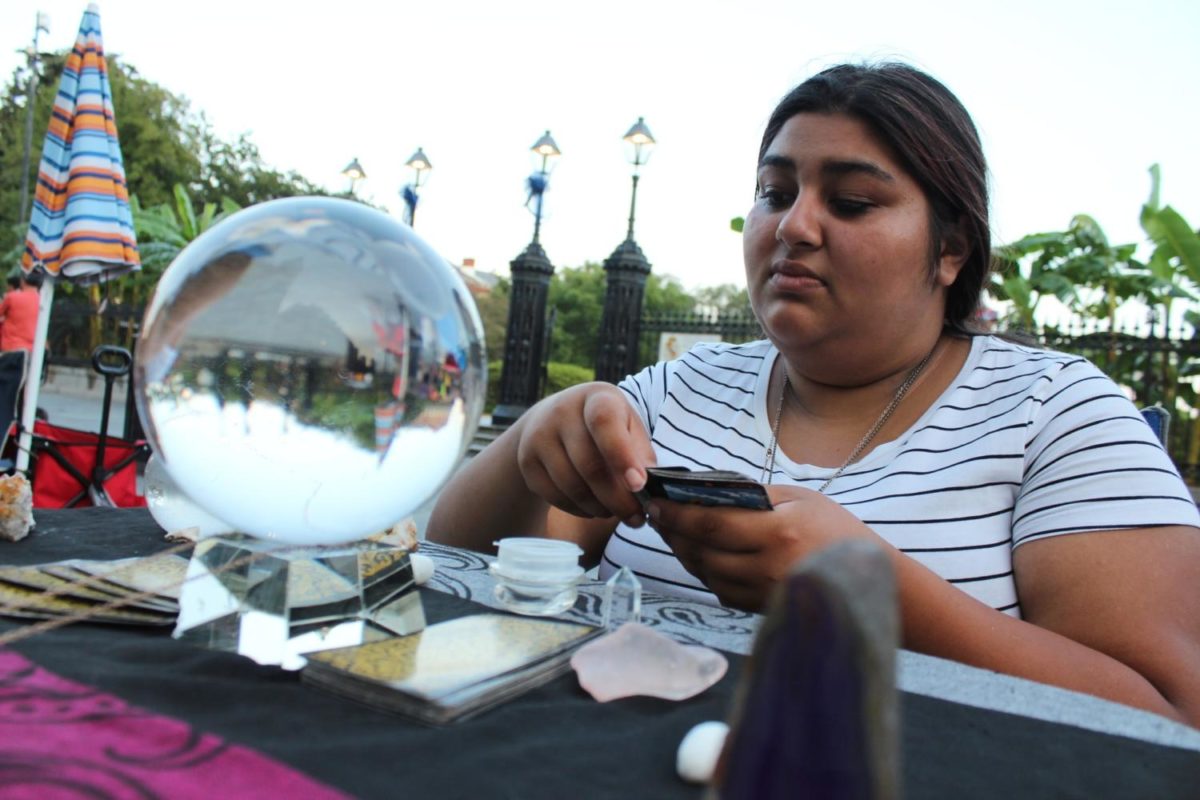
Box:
[143,453,233,539]
[135,197,486,545]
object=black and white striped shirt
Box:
[600,336,1200,616]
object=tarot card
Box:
[0,580,175,625]
[0,564,135,605]
[46,553,190,603]
[639,467,773,511]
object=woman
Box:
[428,63,1200,726]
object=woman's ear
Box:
[935,217,969,288]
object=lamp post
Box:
[402,147,431,227]
[342,157,366,196]
[595,117,656,384]
[621,117,654,240]
[17,11,51,225]
[527,130,560,245]
[493,130,562,425]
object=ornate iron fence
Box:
[44,294,142,367]
[637,312,763,366]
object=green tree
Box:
[1,51,338,359]
[645,272,699,317]
[989,212,1179,422]
[1140,164,1200,331]
[106,59,204,209]
[473,277,510,363]
[193,124,325,208]
[0,52,326,273]
[547,262,606,366]
[545,263,699,368]
[124,182,240,300]
[988,215,1146,331]
[1136,165,1200,461]
[986,167,1200,468]
[693,283,751,316]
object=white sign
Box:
[658,333,722,362]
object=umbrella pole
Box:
[16,277,55,473]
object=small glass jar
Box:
[489,538,584,616]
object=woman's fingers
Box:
[583,390,656,494]
[650,485,841,552]
[648,501,765,553]
[518,446,606,519]
[653,490,880,611]
[579,391,655,519]
[516,383,654,520]
[659,529,773,611]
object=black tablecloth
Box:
[4,509,1199,799]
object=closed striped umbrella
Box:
[21,4,139,281]
[16,4,139,473]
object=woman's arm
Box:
[652,489,1200,726]
[1006,526,1200,723]
[426,382,655,554]
[425,412,552,553]
[893,524,1200,724]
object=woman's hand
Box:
[650,484,884,611]
[515,382,656,527]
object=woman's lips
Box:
[769,263,825,293]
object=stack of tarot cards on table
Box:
[0,553,189,626]
[302,613,604,724]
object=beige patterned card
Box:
[0,565,136,605]
[45,554,190,602]
[0,554,189,621]
[0,580,175,626]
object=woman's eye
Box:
[830,197,872,216]
[756,187,793,210]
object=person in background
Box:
[0,276,18,345]
[429,62,1200,727]
[0,272,42,353]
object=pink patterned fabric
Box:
[0,649,349,799]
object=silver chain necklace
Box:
[760,346,937,491]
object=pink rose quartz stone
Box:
[571,622,728,702]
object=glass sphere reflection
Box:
[135,197,486,545]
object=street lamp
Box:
[527,130,561,244]
[493,130,562,425]
[621,116,656,239]
[17,11,51,225]
[595,117,657,384]
[401,147,431,227]
[341,157,366,196]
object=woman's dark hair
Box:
[759,62,990,333]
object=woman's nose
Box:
[776,193,822,250]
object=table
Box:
[3,508,1199,798]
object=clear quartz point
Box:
[602,566,642,629]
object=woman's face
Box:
[743,112,963,375]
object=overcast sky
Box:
[5,0,1199,303]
